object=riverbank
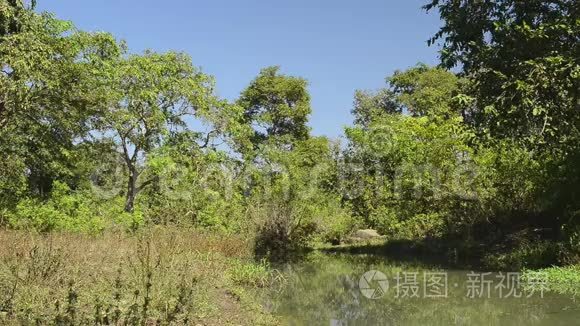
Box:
[315,236,580,295]
[0,229,278,325]
[317,229,577,270]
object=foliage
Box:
[0,151,26,214]
[7,181,105,233]
[237,65,311,150]
[483,240,560,270]
[250,136,353,257]
[345,95,478,238]
[424,0,579,150]
[352,63,461,126]
[139,151,247,231]
[522,265,580,296]
[0,1,121,198]
[423,0,579,263]
[101,51,219,213]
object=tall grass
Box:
[0,228,277,325]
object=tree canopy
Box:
[425,0,580,150]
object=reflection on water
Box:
[269,253,579,326]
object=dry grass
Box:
[0,227,278,325]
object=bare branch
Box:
[200,129,218,149]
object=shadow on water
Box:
[318,238,486,271]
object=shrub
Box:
[400,213,445,239]
[252,202,317,259]
[7,181,105,233]
[369,207,444,241]
[368,206,400,237]
[315,207,357,245]
[137,159,247,232]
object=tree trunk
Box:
[124,169,138,213]
[0,101,7,129]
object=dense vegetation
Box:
[0,1,578,321]
[1,0,578,263]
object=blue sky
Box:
[37,0,442,139]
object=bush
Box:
[368,206,399,237]
[370,209,444,241]
[7,181,105,233]
[137,158,247,232]
[252,202,317,259]
[251,192,356,254]
[315,208,357,245]
[401,213,445,239]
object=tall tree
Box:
[388,63,460,118]
[352,64,460,127]
[104,51,216,212]
[237,66,311,149]
[352,88,400,128]
[0,1,120,200]
[345,65,466,229]
[425,0,580,149]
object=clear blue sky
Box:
[37,0,442,138]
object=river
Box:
[267,252,580,325]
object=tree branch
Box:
[200,130,218,148]
[119,133,134,169]
[137,175,159,193]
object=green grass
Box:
[228,259,285,288]
[522,265,580,296]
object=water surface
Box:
[270,253,579,326]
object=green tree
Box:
[352,88,400,128]
[103,51,217,212]
[352,64,460,127]
[345,114,481,237]
[344,65,487,238]
[426,0,580,247]
[237,67,354,252]
[251,136,353,255]
[237,66,311,150]
[0,1,120,204]
[388,63,460,118]
[425,0,579,149]
[0,0,36,40]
